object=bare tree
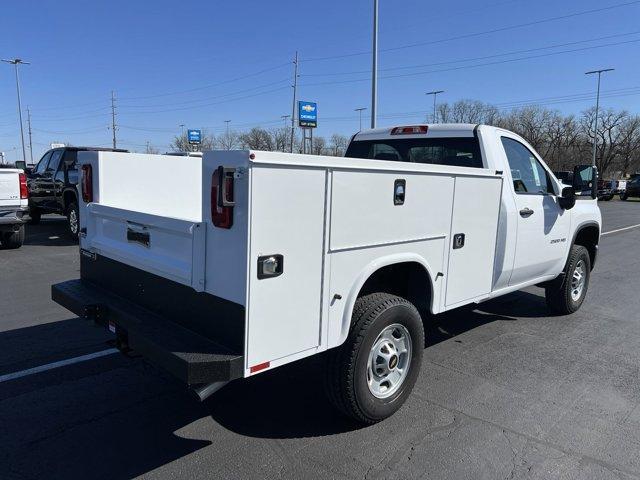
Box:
[312,136,327,155]
[330,133,349,156]
[218,129,240,150]
[615,115,640,176]
[170,131,216,151]
[239,127,274,151]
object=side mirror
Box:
[572,164,598,199]
[15,160,26,170]
[558,186,576,210]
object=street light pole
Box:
[370,0,378,129]
[2,58,30,163]
[425,90,444,123]
[585,68,614,168]
[355,107,367,132]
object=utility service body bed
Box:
[52,134,504,386]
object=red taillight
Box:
[211,166,234,229]
[18,173,28,199]
[390,125,429,135]
[81,164,93,203]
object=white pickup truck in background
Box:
[0,167,29,249]
[52,124,601,423]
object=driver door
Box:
[501,136,571,286]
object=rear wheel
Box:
[325,293,424,424]
[604,194,613,201]
[621,192,629,201]
[66,201,79,240]
[0,225,25,249]
[545,244,591,315]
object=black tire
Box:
[604,194,613,201]
[66,201,80,240]
[545,244,591,315]
[0,225,25,249]
[325,293,424,424]
[28,207,41,224]
[621,192,629,201]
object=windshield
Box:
[345,137,483,168]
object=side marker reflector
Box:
[250,361,270,373]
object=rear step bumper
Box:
[52,279,244,385]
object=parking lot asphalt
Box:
[1,201,640,480]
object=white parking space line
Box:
[0,348,118,383]
[602,223,640,236]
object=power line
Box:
[117,78,289,109]
[301,31,640,77]
[116,85,289,116]
[302,0,640,63]
[118,61,291,101]
[299,38,640,88]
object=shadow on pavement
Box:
[24,215,77,247]
[0,290,549,477]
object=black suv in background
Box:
[621,176,640,200]
[27,146,128,239]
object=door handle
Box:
[519,207,534,218]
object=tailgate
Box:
[81,203,206,291]
[0,171,20,208]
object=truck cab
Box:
[346,124,601,292]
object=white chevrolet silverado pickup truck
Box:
[52,124,601,423]
[0,167,28,249]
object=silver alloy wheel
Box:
[69,209,78,234]
[367,323,412,399]
[571,259,586,301]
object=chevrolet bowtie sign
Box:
[298,101,318,128]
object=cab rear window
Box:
[345,137,483,168]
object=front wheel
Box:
[325,293,424,424]
[621,192,629,201]
[66,201,80,241]
[603,194,613,201]
[545,245,591,315]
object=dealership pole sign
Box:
[187,129,202,145]
[298,101,318,128]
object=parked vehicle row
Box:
[52,124,601,423]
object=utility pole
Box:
[425,90,444,123]
[224,120,231,137]
[26,107,33,164]
[2,58,30,163]
[290,51,299,153]
[281,114,290,128]
[355,107,367,132]
[110,90,118,149]
[145,141,150,154]
[371,0,378,129]
[585,68,614,168]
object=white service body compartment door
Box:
[246,166,326,368]
[445,176,502,307]
[83,204,206,291]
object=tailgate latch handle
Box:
[126,222,150,248]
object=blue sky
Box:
[1,0,639,161]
